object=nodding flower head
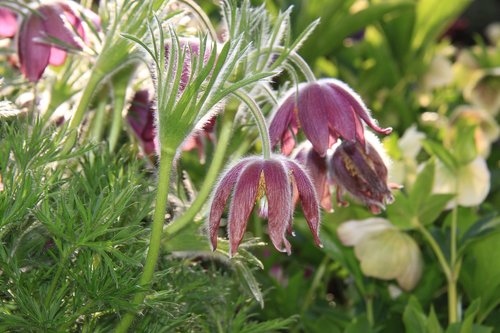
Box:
[0,7,17,38]
[294,143,333,212]
[208,155,322,256]
[127,90,157,157]
[269,78,392,156]
[17,2,97,81]
[329,136,397,214]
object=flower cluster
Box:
[0,2,99,82]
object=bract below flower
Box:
[269,78,392,157]
[337,218,423,291]
[208,155,321,256]
[433,157,490,207]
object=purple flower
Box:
[295,143,333,212]
[127,90,157,157]
[329,138,395,214]
[0,7,17,38]
[269,78,392,156]
[208,155,322,256]
[17,2,86,82]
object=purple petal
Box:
[208,159,250,250]
[39,5,82,50]
[326,80,392,136]
[48,47,67,66]
[0,7,17,38]
[286,160,322,246]
[263,159,292,253]
[227,160,262,255]
[297,83,330,156]
[269,93,296,152]
[18,13,50,82]
[323,83,366,145]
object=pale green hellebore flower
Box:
[337,218,423,291]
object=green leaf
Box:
[403,296,427,333]
[458,214,500,257]
[233,260,264,308]
[422,140,459,172]
[410,160,435,210]
[345,316,374,333]
[386,192,415,229]
[418,194,455,226]
[453,123,478,165]
[426,307,443,333]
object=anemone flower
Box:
[18,2,86,81]
[208,155,322,256]
[329,134,396,214]
[269,78,392,156]
[0,7,17,38]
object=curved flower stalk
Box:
[269,78,392,156]
[337,218,423,291]
[209,155,322,256]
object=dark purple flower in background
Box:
[208,155,322,256]
[295,143,333,212]
[17,2,90,81]
[269,78,392,157]
[127,90,157,157]
[329,138,396,214]
[0,7,17,38]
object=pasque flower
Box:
[269,78,392,156]
[329,135,396,214]
[127,90,157,157]
[209,155,321,256]
[0,7,17,38]
[17,2,88,82]
[294,143,332,212]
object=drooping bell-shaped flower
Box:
[294,143,333,212]
[269,78,392,156]
[208,155,322,256]
[0,7,17,38]
[329,135,396,214]
[17,2,88,81]
[127,90,157,157]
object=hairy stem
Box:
[115,150,175,332]
[417,223,451,280]
[164,116,233,236]
[178,0,218,42]
[232,90,271,159]
[448,204,459,324]
[108,89,126,152]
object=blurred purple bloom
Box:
[269,78,392,156]
[329,139,395,214]
[18,2,88,81]
[0,7,17,38]
[127,90,157,157]
[209,155,321,256]
[295,143,333,212]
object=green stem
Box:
[417,223,451,280]
[164,117,233,236]
[232,90,271,159]
[62,72,104,153]
[108,90,126,152]
[366,296,374,326]
[264,46,316,83]
[301,256,329,314]
[448,204,459,324]
[89,94,108,143]
[115,150,175,333]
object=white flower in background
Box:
[465,68,500,116]
[337,218,423,291]
[387,125,425,188]
[451,105,500,157]
[433,157,491,207]
[486,22,500,45]
[421,54,454,90]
